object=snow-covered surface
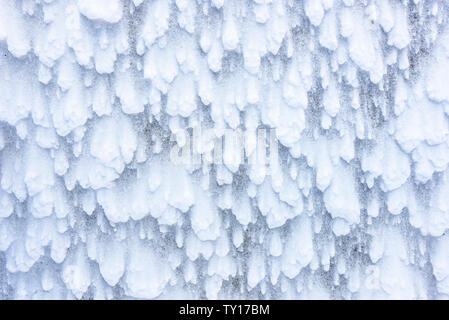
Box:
[0,0,449,299]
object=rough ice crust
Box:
[0,0,449,300]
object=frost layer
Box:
[0,0,449,300]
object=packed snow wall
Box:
[0,0,449,299]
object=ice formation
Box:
[0,0,449,300]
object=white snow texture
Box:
[0,0,448,300]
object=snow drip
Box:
[0,0,448,299]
